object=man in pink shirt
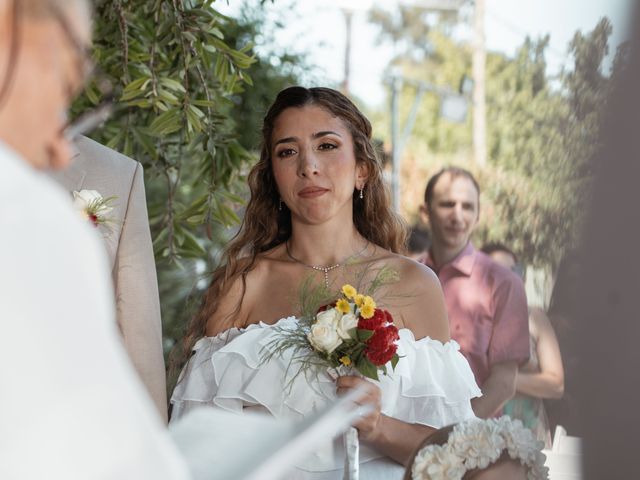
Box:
[419,167,529,418]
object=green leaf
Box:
[356,329,374,342]
[159,77,187,93]
[207,27,224,39]
[220,190,246,205]
[390,354,400,370]
[185,105,203,133]
[158,88,180,104]
[179,229,207,258]
[121,77,150,101]
[203,44,217,54]
[356,357,379,381]
[192,99,217,108]
[182,31,197,43]
[148,109,182,136]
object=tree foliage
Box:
[73,0,255,265]
[222,1,316,150]
[369,11,624,268]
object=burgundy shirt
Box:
[421,242,530,387]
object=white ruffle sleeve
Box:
[170,318,480,473]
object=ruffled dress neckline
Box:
[171,316,480,474]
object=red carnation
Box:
[364,324,399,366]
[357,308,392,331]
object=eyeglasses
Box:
[46,1,114,140]
[46,1,94,90]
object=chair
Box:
[552,425,582,455]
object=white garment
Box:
[171,317,481,479]
[0,142,190,480]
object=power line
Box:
[485,6,569,62]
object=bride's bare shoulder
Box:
[373,250,449,342]
[205,246,286,336]
[372,250,439,288]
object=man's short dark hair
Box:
[407,225,431,254]
[424,166,480,205]
[480,242,518,264]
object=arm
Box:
[335,260,455,465]
[471,360,518,418]
[474,270,529,418]
[115,163,168,422]
[515,307,564,399]
[336,376,436,465]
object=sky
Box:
[217,0,632,108]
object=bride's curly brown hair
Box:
[172,86,407,377]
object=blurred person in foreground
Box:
[481,243,564,448]
[419,167,530,418]
[0,0,189,477]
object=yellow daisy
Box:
[339,356,352,366]
[341,284,357,300]
[354,294,365,307]
[336,298,351,314]
[362,296,376,310]
[360,303,375,319]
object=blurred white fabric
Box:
[170,389,372,480]
[0,141,190,480]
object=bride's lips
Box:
[298,186,329,198]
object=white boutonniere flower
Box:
[73,189,116,228]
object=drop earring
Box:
[279,198,283,211]
[359,185,364,199]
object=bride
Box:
[170,86,480,479]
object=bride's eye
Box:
[318,143,337,151]
[276,148,297,158]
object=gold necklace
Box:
[285,240,370,289]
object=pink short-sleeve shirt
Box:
[421,242,530,387]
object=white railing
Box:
[543,425,583,480]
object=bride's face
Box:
[271,105,366,225]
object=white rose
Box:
[316,308,340,326]
[308,309,342,354]
[336,312,357,340]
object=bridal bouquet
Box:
[262,267,401,480]
[307,284,399,381]
[263,266,401,385]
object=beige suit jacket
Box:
[50,136,168,422]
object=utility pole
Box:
[390,75,402,213]
[472,0,487,167]
[341,9,353,95]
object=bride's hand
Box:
[336,375,382,442]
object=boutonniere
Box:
[72,189,117,228]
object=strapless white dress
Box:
[170,317,481,479]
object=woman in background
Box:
[481,243,564,448]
